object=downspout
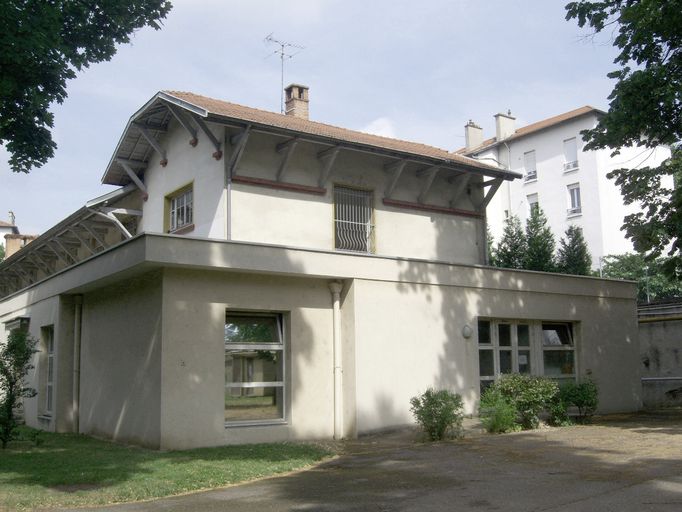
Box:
[72,295,83,433]
[224,130,232,240]
[328,281,344,440]
[502,141,513,214]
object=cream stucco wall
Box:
[159,269,335,449]
[79,272,163,448]
[0,234,641,448]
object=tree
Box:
[495,215,526,269]
[557,225,592,275]
[486,225,497,266]
[1,1,172,173]
[0,329,37,448]
[601,253,682,302]
[565,0,682,279]
[524,207,555,272]
[0,244,4,263]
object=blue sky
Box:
[0,0,619,234]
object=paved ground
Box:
[63,410,682,512]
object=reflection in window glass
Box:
[478,320,491,344]
[500,350,512,373]
[518,324,530,347]
[225,314,284,423]
[542,323,572,346]
[518,350,531,374]
[499,324,511,346]
[543,351,575,376]
[479,350,494,376]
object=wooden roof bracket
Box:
[192,115,222,160]
[116,158,149,201]
[133,122,168,167]
[383,159,408,199]
[318,146,340,188]
[227,125,251,177]
[166,103,198,146]
[276,138,299,182]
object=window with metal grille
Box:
[334,186,374,253]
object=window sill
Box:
[523,178,537,184]
[168,223,195,235]
[225,419,287,428]
[563,168,579,174]
[566,212,582,219]
[37,414,52,421]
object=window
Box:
[43,326,54,415]
[166,184,193,233]
[563,137,578,171]
[541,323,576,384]
[334,186,374,253]
[224,313,285,424]
[523,150,537,182]
[527,193,539,215]
[567,183,581,215]
[478,319,576,393]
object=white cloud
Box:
[360,117,396,138]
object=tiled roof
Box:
[459,106,604,155]
[163,91,499,173]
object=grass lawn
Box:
[0,427,333,511]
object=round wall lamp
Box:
[462,324,473,339]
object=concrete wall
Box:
[0,294,75,433]
[351,271,640,432]
[640,317,682,408]
[159,268,335,449]
[140,119,226,238]
[79,272,163,448]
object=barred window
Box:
[334,186,374,253]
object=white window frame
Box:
[477,318,577,392]
[44,326,54,416]
[567,183,582,216]
[527,193,539,215]
[334,185,375,253]
[563,137,579,172]
[168,186,193,233]
[224,312,286,427]
[523,150,537,182]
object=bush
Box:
[561,380,599,422]
[494,374,559,429]
[0,330,38,448]
[410,388,464,441]
[479,387,518,433]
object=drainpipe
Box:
[223,130,232,241]
[328,281,344,440]
[72,295,83,433]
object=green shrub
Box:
[410,388,464,441]
[547,390,572,427]
[561,380,599,422]
[479,387,518,433]
[494,374,559,429]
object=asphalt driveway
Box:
[61,410,682,512]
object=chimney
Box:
[4,233,37,258]
[494,110,516,141]
[464,120,483,151]
[284,84,309,119]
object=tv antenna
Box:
[264,33,305,113]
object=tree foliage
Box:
[0,329,38,448]
[524,207,555,272]
[557,225,592,275]
[0,0,172,173]
[495,215,526,269]
[565,0,682,279]
[0,244,4,263]
[601,253,682,301]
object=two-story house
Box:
[0,86,641,449]
[461,107,671,269]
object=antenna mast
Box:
[264,33,305,113]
